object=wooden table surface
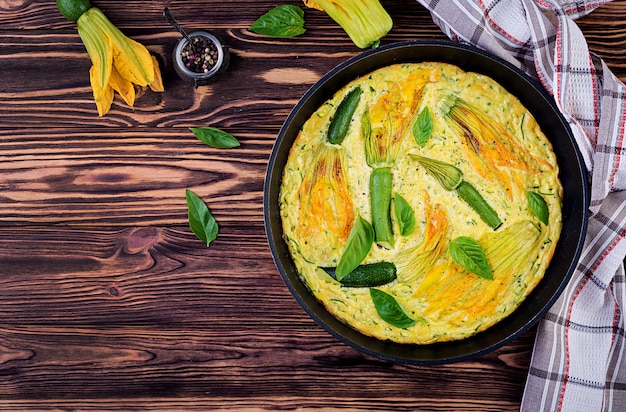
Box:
[0,1,624,410]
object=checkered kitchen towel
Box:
[415,0,626,409]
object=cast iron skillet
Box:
[264,40,589,365]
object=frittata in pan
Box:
[279,62,562,344]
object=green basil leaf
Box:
[336,215,374,281]
[449,236,493,279]
[527,191,549,225]
[186,189,219,247]
[393,193,415,236]
[190,127,240,149]
[249,5,306,38]
[412,107,433,147]
[370,288,416,329]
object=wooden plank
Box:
[0,126,268,225]
[0,400,523,411]
[0,225,314,325]
[0,325,534,405]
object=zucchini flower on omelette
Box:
[57,0,164,116]
[290,86,362,261]
[362,81,426,248]
[303,0,392,48]
[295,143,355,260]
[440,96,547,200]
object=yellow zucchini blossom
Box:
[76,7,164,116]
[303,0,393,48]
[296,143,355,249]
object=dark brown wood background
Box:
[0,0,624,410]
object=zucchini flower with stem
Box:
[57,0,164,116]
[295,87,362,257]
[440,96,545,199]
[363,85,425,248]
[411,155,502,230]
[302,0,393,48]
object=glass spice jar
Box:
[173,31,230,87]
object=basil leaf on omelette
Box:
[335,215,374,281]
[449,236,493,280]
[370,288,416,329]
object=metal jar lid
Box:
[173,31,230,87]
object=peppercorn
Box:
[181,36,219,74]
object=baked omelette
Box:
[279,62,562,344]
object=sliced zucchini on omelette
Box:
[279,62,562,344]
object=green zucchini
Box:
[322,261,397,287]
[370,167,394,248]
[457,181,502,229]
[57,0,92,22]
[326,87,362,145]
